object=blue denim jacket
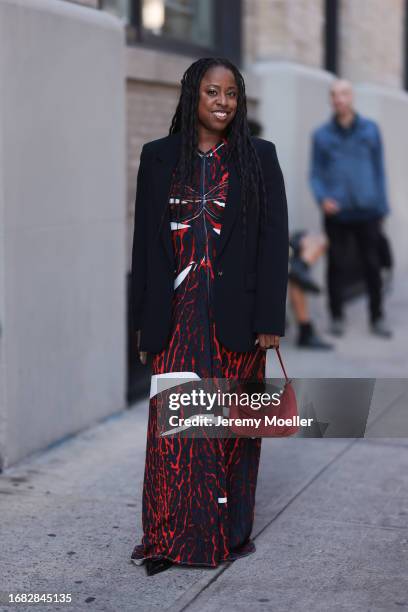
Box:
[309,113,390,222]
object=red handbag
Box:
[228,347,299,437]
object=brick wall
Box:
[243,0,324,68]
[126,80,180,265]
[339,0,404,88]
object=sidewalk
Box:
[1,409,407,612]
[279,271,407,378]
[1,283,407,612]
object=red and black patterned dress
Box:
[131,137,266,567]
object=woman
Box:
[130,57,289,575]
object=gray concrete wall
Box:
[251,61,333,234]
[0,66,6,469]
[0,0,127,467]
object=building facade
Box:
[1,0,407,467]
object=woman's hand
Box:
[257,333,280,350]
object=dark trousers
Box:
[324,216,383,322]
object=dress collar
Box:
[196,137,228,158]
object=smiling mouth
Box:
[212,111,230,120]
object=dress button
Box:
[217,270,223,277]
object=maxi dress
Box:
[131,137,266,567]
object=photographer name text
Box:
[167,415,313,429]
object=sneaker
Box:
[329,318,344,337]
[371,318,392,338]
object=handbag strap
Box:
[275,347,289,382]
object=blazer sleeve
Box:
[253,142,289,336]
[130,144,150,333]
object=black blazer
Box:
[130,132,289,353]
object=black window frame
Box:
[324,0,339,74]
[404,0,408,89]
[125,0,242,67]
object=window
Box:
[100,0,131,22]
[124,0,241,66]
[142,0,214,48]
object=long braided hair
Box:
[158,57,269,249]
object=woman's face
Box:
[197,65,238,135]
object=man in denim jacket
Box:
[310,79,392,338]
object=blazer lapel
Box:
[153,133,182,266]
[151,132,241,265]
[215,153,241,261]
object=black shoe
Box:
[297,323,334,350]
[289,258,321,294]
[298,333,334,350]
[371,317,392,338]
[145,558,173,576]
